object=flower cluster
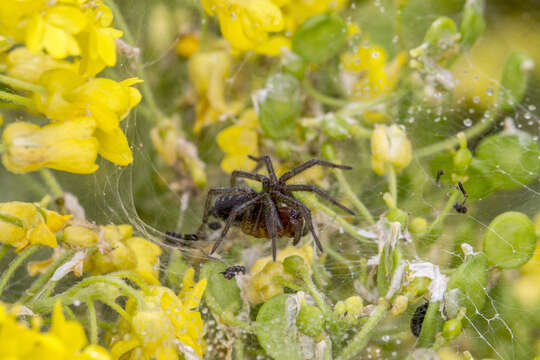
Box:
[0,1,141,174]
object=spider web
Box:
[1,0,539,359]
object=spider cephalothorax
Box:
[199,155,356,260]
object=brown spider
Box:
[197,155,356,261]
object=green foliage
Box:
[200,261,243,315]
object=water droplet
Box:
[231,12,236,20]
[473,96,480,104]
[528,105,536,111]
[486,88,494,96]
[463,118,473,127]
[524,112,532,119]
[372,51,380,59]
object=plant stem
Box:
[415,109,500,158]
[220,310,252,332]
[39,169,63,198]
[304,78,349,107]
[0,244,41,298]
[104,0,165,122]
[294,193,374,245]
[0,244,11,263]
[101,298,132,325]
[387,165,398,206]
[336,298,390,360]
[301,270,332,318]
[0,90,34,106]
[22,250,76,304]
[0,74,45,94]
[333,169,375,225]
[427,191,459,235]
[234,339,244,360]
[87,300,98,344]
[109,270,150,294]
[337,92,402,118]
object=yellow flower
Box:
[85,224,162,284]
[0,300,111,359]
[280,0,348,33]
[201,0,288,55]
[246,245,313,304]
[188,48,243,132]
[6,47,78,84]
[63,225,99,248]
[370,124,412,176]
[2,118,99,174]
[216,109,259,173]
[31,69,141,166]
[111,269,207,359]
[0,201,71,250]
[176,33,200,57]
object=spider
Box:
[436,170,468,214]
[221,265,246,279]
[198,155,356,261]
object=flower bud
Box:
[453,148,472,172]
[292,14,347,64]
[409,217,428,235]
[322,114,352,139]
[442,317,462,340]
[297,304,325,338]
[390,295,409,316]
[498,52,534,112]
[334,296,363,324]
[63,225,98,248]
[460,0,486,51]
[283,255,307,277]
[370,124,412,176]
[483,211,536,269]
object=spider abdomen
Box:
[211,192,256,222]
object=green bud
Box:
[283,255,308,276]
[446,252,488,316]
[257,73,301,139]
[387,208,408,229]
[409,217,428,235]
[476,134,540,191]
[498,52,534,111]
[442,317,462,340]
[483,211,536,269]
[424,17,459,53]
[282,50,306,80]
[321,114,352,139]
[406,277,431,299]
[453,148,473,172]
[460,0,486,51]
[297,304,325,338]
[275,140,294,158]
[292,14,347,64]
[321,142,337,162]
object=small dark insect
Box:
[164,231,199,244]
[200,155,356,261]
[436,170,468,214]
[411,301,429,337]
[221,265,246,279]
[208,222,222,230]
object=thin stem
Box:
[104,0,165,122]
[39,169,63,198]
[101,298,132,325]
[336,298,390,360]
[295,193,374,245]
[0,90,34,106]
[300,270,332,318]
[0,244,11,263]
[109,271,150,294]
[304,77,349,107]
[427,190,459,235]
[234,339,244,360]
[0,244,41,298]
[333,169,375,225]
[22,250,77,304]
[337,92,403,118]
[387,165,398,206]
[87,300,98,344]
[220,311,252,332]
[415,109,500,158]
[0,74,46,94]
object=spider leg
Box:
[199,187,250,233]
[271,191,323,253]
[248,155,278,183]
[292,220,303,246]
[263,193,280,261]
[251,205,264,234]
[231,170,269,187]
[210,193,264,255]
[283,184,356,215]
[279,159,353,182]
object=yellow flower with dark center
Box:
[2,118,100,174]
[0,201,71,250]
[110,269,207,359]
[0,300,111,359]
[84,224,162,284]
[216,109,259,173]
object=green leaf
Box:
[460,0,486,51]
[292,14,347,64]
[417,300,443,347]
[446,252,488,316]
[255,294,304,360]
[483,211,536,269]
[498,52,534,111]
[476,134,540,191]
[257,73,301,139]
[200,261,243,315]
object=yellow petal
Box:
[43,24,69,59]
[28,223,57,248]
[44,209,72,232]
[95,127,133,166]
[25,14,45,53]
[46,5,88,34]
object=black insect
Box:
[221,265,246,279]
[436,170,468,214]
[411,301,429,337]
[164,231,199,244]
[200,155,356,261]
